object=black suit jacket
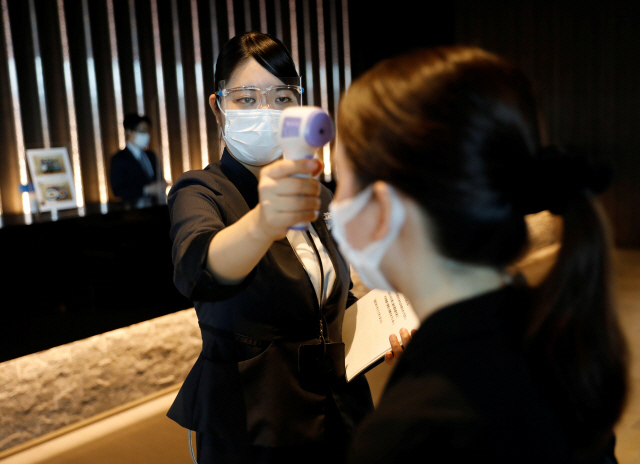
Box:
[347,286,618,464]
[166,150,373,447]
[110,146,158,201]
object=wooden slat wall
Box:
[0,0,351,217]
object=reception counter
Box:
[0,204,192,363]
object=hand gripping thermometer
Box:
[277,106,335,230]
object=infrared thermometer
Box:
[278,106,335,230]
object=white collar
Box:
[126,141,142,159]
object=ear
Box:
[370,181,392,242]
[209,94,222,127]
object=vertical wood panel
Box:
[58,0,85,211]
[329,0,340,115]
[128,0,145,115]
[226,0,235,38]
[274,0,283,40]
[37,1,69,151]
[192,0,209,168]
[29,0,50,149]
[288,0,299,72]
[0,0,19,217]
[301,0,315,106]
[2,0,30,219]
[341,0,351,89]
[149,0,171,187]
[205,0,221,160]
[171,0,190,173]
[82,0,108,208]
[177,0,201,172]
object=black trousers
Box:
[195,394,350,464]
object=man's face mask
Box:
[133,131,150,149]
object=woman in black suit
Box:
[166,32,373,464]
[328,46,628,463]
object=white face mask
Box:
[133,132,150,149]
[220,108,283,166]
[329,184,406,291]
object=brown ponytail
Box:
[525,192,628,457]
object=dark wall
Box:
[455,0,640,248]
[0,205,192,363]
[348,0,455,81]
[348,0,640,248]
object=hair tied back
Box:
[513,145,614,215]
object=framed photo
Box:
[26,147,78,212]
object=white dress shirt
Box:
[286,225,336,306]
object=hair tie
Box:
[513,145,613,215]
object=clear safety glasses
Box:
[217,77,304,111]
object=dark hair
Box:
[338,46,627,458]
[123,113,151,132]
[214,31,298,89]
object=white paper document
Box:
[342,290,421,382]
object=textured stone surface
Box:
[525,211,561,251]
[0,308,201,453]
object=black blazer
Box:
[166,151,373,447]
[347,286,618,464]
[109,146,157,201]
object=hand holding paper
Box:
[342,289,421,382]
[384,327,417,365]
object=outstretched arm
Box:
[206,158,323,284]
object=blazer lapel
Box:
[123,147,148,180]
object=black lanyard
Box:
[305,229,326,342]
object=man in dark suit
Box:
[110,113,165,208]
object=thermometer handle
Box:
[287,154,313,230]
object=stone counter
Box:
[0,308,201,454]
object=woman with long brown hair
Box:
[328,46,628,463]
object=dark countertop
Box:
[0,203,192,362]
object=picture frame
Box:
[26,147,78,212]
